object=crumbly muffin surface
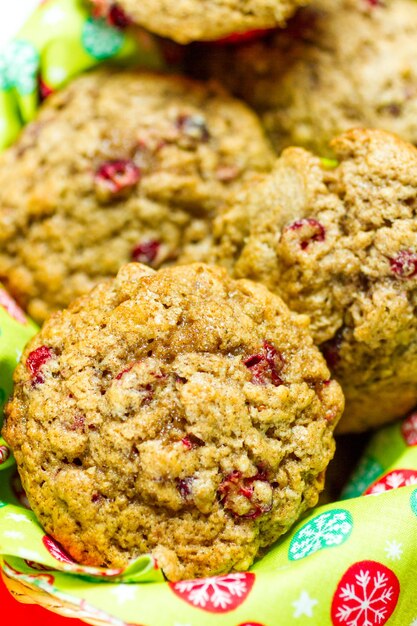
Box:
[3,263,342,580]
[191,0,417,155]
[90,0,307,43]
[213,129,417,432]
[0,70,273,323]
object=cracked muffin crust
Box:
[90,0,307,44]
[212,129,417,432]
[0,70,273,323]
[2,263,343,580]
[190,0,417,156]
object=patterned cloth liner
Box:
[1,1,417,625]
[0,0,165,151]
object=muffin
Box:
[90,0,308,44]
[212,129,417,433]
[2,263,343,581]
[189,0,417,156]
[0,70,273,323]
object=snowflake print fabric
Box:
[364,469,417,495]
[331,561,400,626]
[169,573,255,613]
[0,0,165,151]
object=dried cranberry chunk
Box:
[321,328,344,369]
[26,346,53,385]
[107,3,132,28]
[70,415,85,432]
[177,477,193,500]
[390,250,417,279]
[92,1,132,27]
[243,341,284,386]
[215,28,274,45]
[95,159,140,195]
[131,240,160,265]
[181,434,205,450]
[218,469,272,519]
[285,218,326,250]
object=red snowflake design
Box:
[364,469,417,495]
[42,536,75,564]
[331,560,399,626]
[0,289,27,324]
[170,572,255,613]
[401,412,417,446]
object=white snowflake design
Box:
[335,568,395,626]
[384,539,403,561]
[173,573,248,609]
[289,509,353,560]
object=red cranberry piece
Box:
[177,477,193,499]
[238,484,254,499]
[70,415,85,432]
[243,341,284,386]
[321,329,344,369]
[285,218,325,250]
[91,493,102,503]
[94,160,140,196]
[107,3,131,28]
[181,434,205,450]
[218,469,272,519]
[26,346,53,385]
[390,250,417,279]
[115,365,134,380]
[215,28,274,45]
[140,384,154,406]
[131,240,160,265]
[176,114,210,142]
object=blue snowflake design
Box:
[289,508,353,561]
[82,17,124,60]
[0,40,39,95]
[341,455,384,499]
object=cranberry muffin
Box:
[0,70,273,323]
[2,263,343,580]
[212,129,417,432]
[90,0,307,44]
[190,0,417,156]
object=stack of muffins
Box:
[2,0,417,581]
